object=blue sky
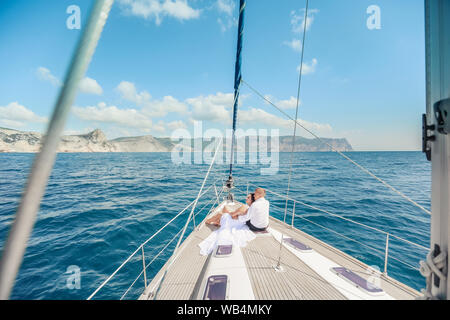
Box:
[0,0,425,150]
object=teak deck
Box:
[140,216,420,300]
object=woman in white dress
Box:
[199,194,256,256]
[205,193,255,226]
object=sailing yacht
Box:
[0,0,448,301]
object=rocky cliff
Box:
[59,129,118,152]
[0,127,353,153]
[109,135,172,152]
[278,136,353,152]
[0,128,43,152]
[0,128,118,153]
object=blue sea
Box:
[0,152,430,300]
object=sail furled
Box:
[232,0,245,132]
[227,0,246,191]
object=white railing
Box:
[120,185,224,300]
[87,179,224,300]
[237,182,428,275]
[88,140,226,300]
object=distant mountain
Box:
[278,136,353,152]
[59,129,118,152]
[109,135,172,152]
[0,127,353,153]
[0,127,43,152]
[0,128,119,153]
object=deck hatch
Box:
[283,238,312,252]
[331,267,383,294]
[203,275,228,300]
[215,245,233,257]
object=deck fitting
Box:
[273,264,285,273]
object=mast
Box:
[226,0,246,200]
[421,0,449,300]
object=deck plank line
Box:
[249,241,281,299]
[242,244,263,298]
[245,239,291,299]
[250,243,277,299]
[250,238,296,300]
[244,242,272,299]
[242,235,347,300]
[265,238,320,299]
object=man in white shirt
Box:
[234,188,269,231]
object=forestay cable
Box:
[277,0,310,269]
[284,0,310,222]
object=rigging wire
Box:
[242,79,431,216]
[277,0,310,269]
[152,140,223,299]
[284,0,310,222]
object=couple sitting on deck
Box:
[206,188,269,232]
[199,188,269,256]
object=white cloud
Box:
[217,0,234,15]
[284,8,318,53]
[239,107,291,128]
[217,17,237,32]
[297,118,332,135]
[153,120,166,133]
[167,120,187,130]
[0,102,47,128]
[0,119,26,128]
[117,81,152,105]
[72,102,154,129]
[79,77,103,95]
[69,78,332,138]
[118,0,200,25]
[263,95,299,110]
[116,81,187,117]
[297,58,318,75]
[283,39,302,52]
[186,92,234,122]
[216,0,236,32]
[290,8,319,33]
[36,67,103,96]
[70,102,189,136]
[117,85,238,125]
[146,96,188,117]
[278,97,299,109]
[239,107,332,135]
[36,67,62,87]
[183,91,329,136]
